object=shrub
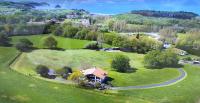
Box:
[16,38,33,52]
[182,57,192,61]
[85,42,101,50]
[36,65,49,78]
[61,66,73,79]
[68,71,83,82]
[43,36,57,49]
[111,54,131,72]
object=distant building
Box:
[163,42,171,49]
[66,13,80,19]
[80,19,90,27]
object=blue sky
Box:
[7,0,200,14]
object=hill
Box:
[130,10,199,19]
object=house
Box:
[80,19,90,27]
[81,67,108,83]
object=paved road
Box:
[110,68,187,90]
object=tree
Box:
[75,28,89,39]
[53,26,63,36]
[0,33,11,46]
[136,33,140,39]
[63,26,79,38]
[43,36,57,49]
[144,49,179,68]
[103,32,117,45]
[85,31,98,41]
[176,29,200,56]
[108,20,115,31]
[16,38,33,52]
[159,28,177,44]
[4,24,13,35]
[144,50,161,68]
[111,54,131,72]
[84,42,101,50]
[112,35,126,47]
[36,65,49,78]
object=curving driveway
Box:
[110,68,187,90]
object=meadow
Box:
[11,35,110,49]
[1,35,200,103]
[11,49,180,87]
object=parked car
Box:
[193,61,200,64]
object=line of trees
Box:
[103,33,162,53]
[52,22,100,41]
[176,29,200,56]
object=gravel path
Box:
[110,68,187,90]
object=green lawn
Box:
[1,46,200,103]
[0,47,124,103]
[11,35,110,49]
[11,49,180,86]
[119,64,200,103]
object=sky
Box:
[5,0,200,14]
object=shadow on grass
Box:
[145,64,184,69]
[0,43,13,47]
[111,67,138,73]
[41,47,65,51]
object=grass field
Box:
[0,47,125,103]
[11,35,110,49]
[1,34,200,103]
[11,49,180,86]
[1,47,200,103]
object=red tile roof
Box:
[82,67,107,79]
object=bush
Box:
[61,66,73,79]
[36,65,49,78]
[182,57,192,61]
[16,38,33,52]
[43,36,57,49]
[111,54,131,72]
[85,42,101,50]
[103,33,117,45]
[144,49,179,68]
[68,71,83,82]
